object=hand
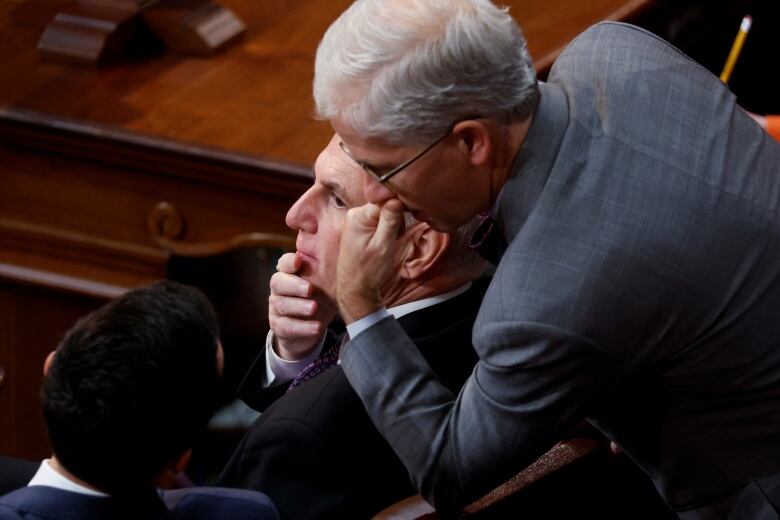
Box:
[268,253,330,360]
[337,200,405,323]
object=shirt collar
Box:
[28,459,109,497]
[387,282,472,320]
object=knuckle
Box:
[269,316,281,335]
[269,273,281,291]
[277,318,294,339]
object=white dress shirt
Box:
[263,332,326,386]
[28,459,108,497]
[346,282,472,341]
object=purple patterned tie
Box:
[287,337,343,391]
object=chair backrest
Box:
[164,234,294,484]
[164,233,294,401]
[0,455,39,496]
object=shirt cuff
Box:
[264,330,325,386]
[345,308,391,340]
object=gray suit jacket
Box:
[341,22,780,519]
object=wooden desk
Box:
[1,0,657,163]
[0,0,658,459]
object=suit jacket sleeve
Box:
[340,314,617,511]
[238,329,339,412]
[236,347,290,412]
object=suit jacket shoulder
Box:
[0,486,278,520]
[0,486,167,520]
[163,487,279,519]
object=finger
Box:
[270,316,323,339]
[276,252,301,274]
[349,203,382,233]
[270,272,313,297]
[373,199,405,245]
[269,294,317,318]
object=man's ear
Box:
[399,223,450,280]
[453,119,492,167]
[43,351,56,377]
[154,449,192,490]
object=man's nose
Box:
[285,190,316,232]
[362,175,395,204]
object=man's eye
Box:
[330,192,347,209]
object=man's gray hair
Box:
[314,0,540,146]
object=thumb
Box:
[277,252,301,274]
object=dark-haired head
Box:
[41,280,220,494]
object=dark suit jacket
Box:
[0,485,279,520]
[218,279,486,519]
[237,323,346,412]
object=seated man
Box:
[0,281,279,520]
[218,136,487,519]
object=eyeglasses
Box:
[338,128,452,185]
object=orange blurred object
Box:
[767,115,780,142]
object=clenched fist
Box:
[268,252,336,360]
[336,200,406,323]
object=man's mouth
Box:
[296,250,316,263]
[295,250,317,278]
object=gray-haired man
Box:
[313,0,780,518]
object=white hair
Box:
[314,0,540,146]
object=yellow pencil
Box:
[720,15,752,83]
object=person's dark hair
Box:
[41,280,220,494]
